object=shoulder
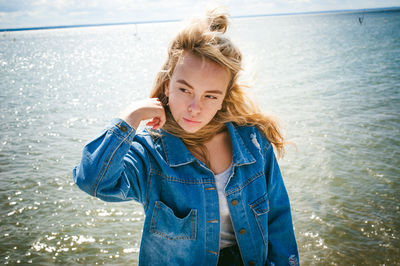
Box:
[231,123,272,151]
[132,129,164,154]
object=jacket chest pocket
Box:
[150,201,197,240]
[250,193,269,245]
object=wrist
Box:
[120,111,142,130]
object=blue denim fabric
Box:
[73,118,299,266]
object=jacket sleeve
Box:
[72,118,150,205]
[264,144,300,266]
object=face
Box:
[165,51,231,133]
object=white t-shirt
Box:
[214,163,237,249]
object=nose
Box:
[188,98,201,115]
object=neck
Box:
[188,128,230,168]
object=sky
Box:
[1,0,399,29]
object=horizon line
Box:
[1,6,399,32]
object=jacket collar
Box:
[160,122,256,167]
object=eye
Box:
[179,88,189,93]
[205,95,218,100]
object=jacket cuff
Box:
[108,118,136,142]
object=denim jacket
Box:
[73,118,299,266]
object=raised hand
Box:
[119,98,166,130]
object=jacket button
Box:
[249,261,256,266]
[231,200,238,206]
[239,228,246,234]
[120,125,128,132]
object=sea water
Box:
[1,10,399,265]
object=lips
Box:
[183,117,201,124]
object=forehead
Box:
[172,51,231,89]
[176,52,225,72]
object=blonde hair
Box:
[150,8,286,165]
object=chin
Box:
[179,123,203,133]
[182,126,202,133]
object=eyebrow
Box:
[176,79,224,95]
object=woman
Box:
[73,8,299,266]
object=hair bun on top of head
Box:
[206,7,229,34]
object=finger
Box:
[146,118,158,126]
[153,117,161,128]
[146,117,161,129]
[157,112,166,129]
[146,118,155,125]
